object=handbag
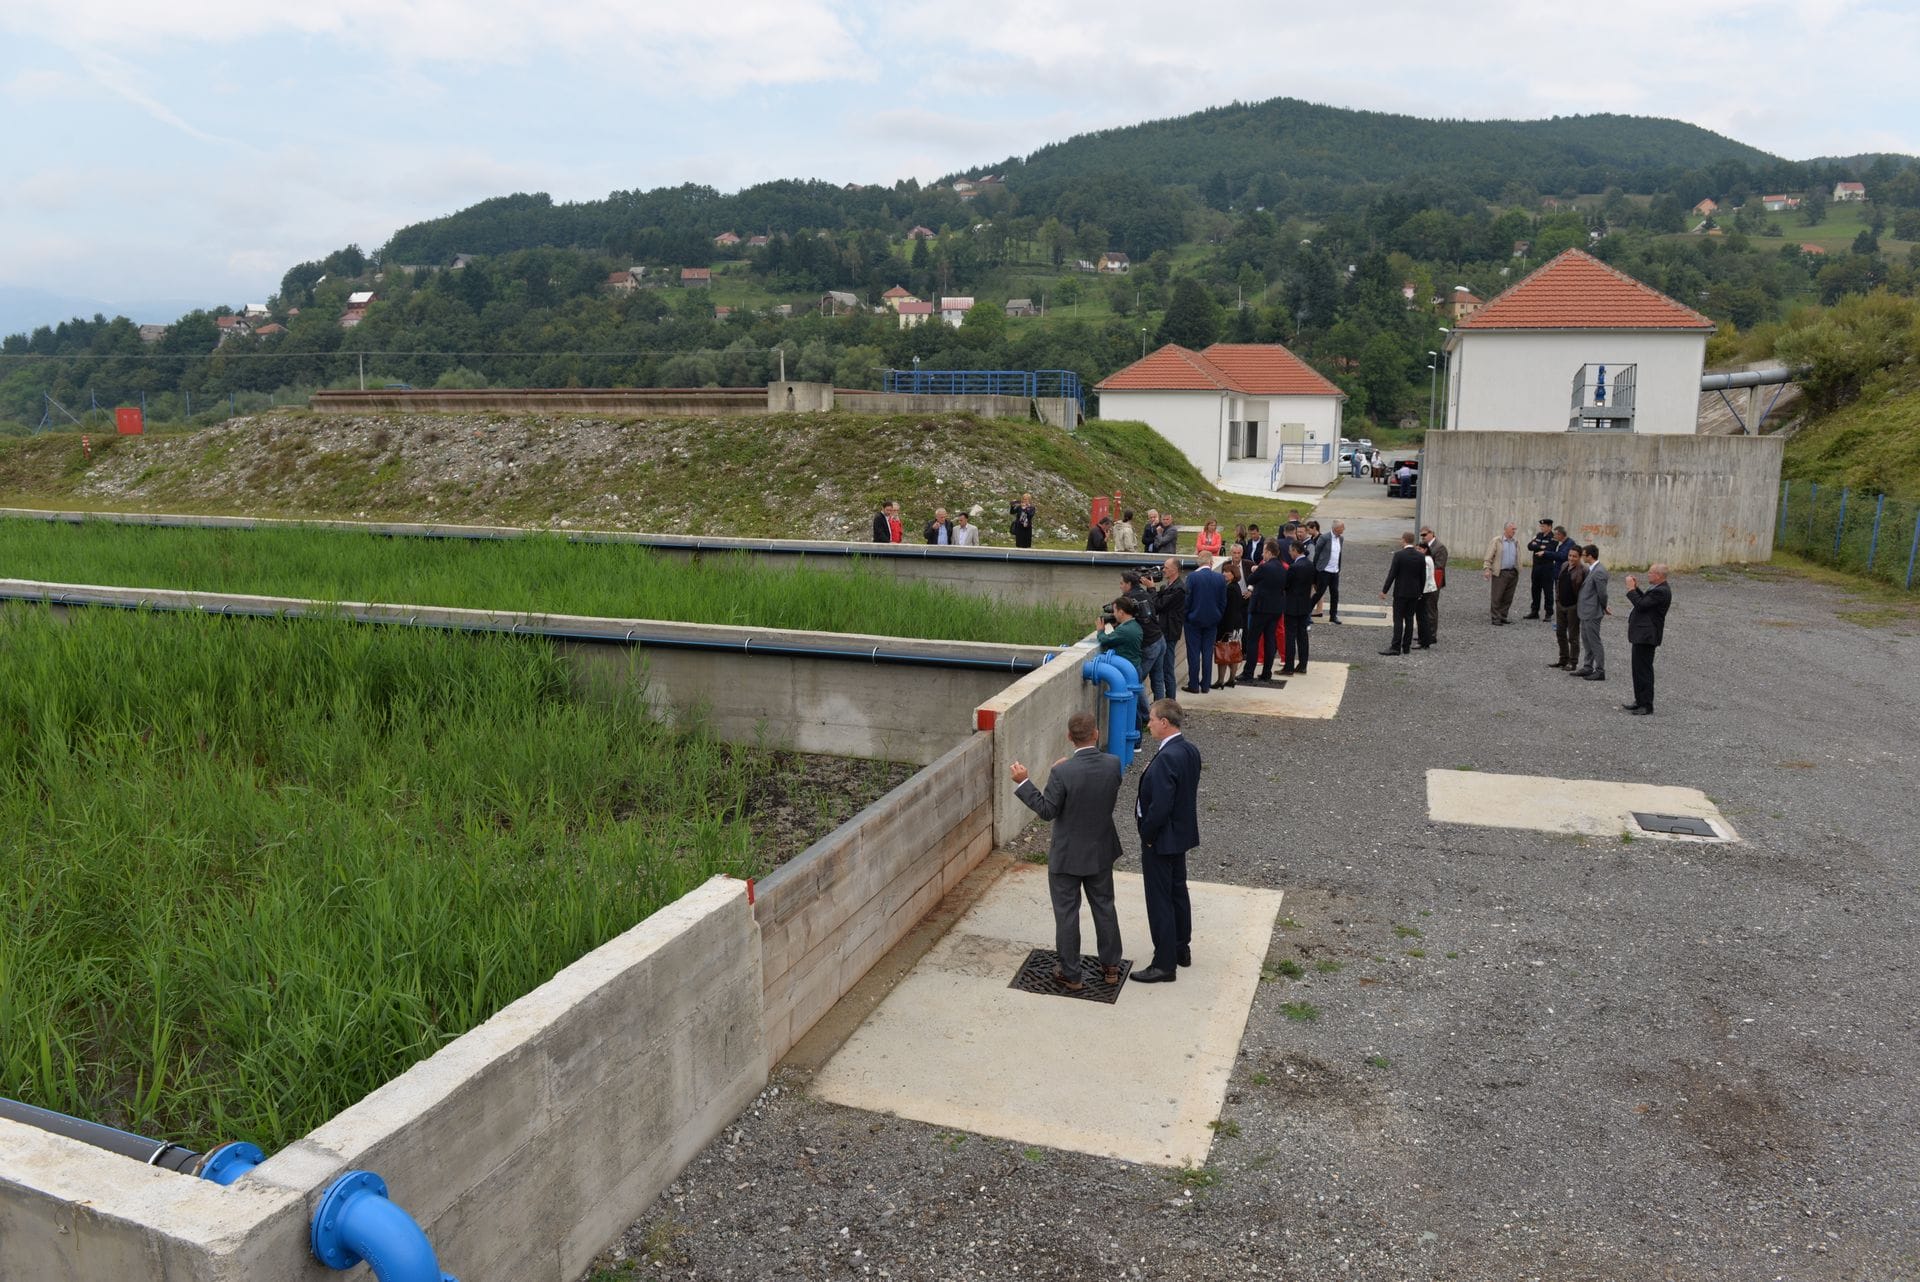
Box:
[1435,566,1447,589]
[1214,635,1243,667]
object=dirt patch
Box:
[741,750,916,868]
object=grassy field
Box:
[1783,372,1920,503]
[0,519,1089,645]
[0,606,903,1152]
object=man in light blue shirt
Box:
[1482,522,1521,624]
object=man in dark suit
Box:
[1132,698,1200,984]
[871,500,902,543]
[1573,545,1609,681]
[1378,531,1426,656]
[1240,524,1265,567]
[1621,565,1673,715]
[1420,525,1447,643]
[1182,557,1228,694]
[923,507,953,545]
[1085,516,1111,552]
[1010,712,1125,988]
[1280,540,1315,675]
[1238,544,1286,683]
[1525,518,1558,619]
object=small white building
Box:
[1095,343,1345,490]
[1833,181,1867,202]
[1442,249,1714,436]
[938,296,974,327]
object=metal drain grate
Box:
[1632,812,1722,839]
[1008,949,1132,1004]
[1238,677,1288,689]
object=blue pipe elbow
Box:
[1082,654,1143,768]
[312,1170,458,1282]
[196,1141,264,1186]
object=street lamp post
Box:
[1139,328,1148,358]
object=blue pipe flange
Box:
[312,1169,459,1282]
[196,1141,264,1185]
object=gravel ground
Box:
[587,534,1920,1282]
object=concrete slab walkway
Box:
[810,862,1284,1167]
[1191,661,1350,718]
[1426,768,1738,841]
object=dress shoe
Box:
[1329,617,1343,624]
[1620,702,1644,711]
[1103,967,1120,986]
[1052,969,1085,991]
[1182,685,1200,694]
[1629,706,1651,716]
[1568,667,1591,677]
[1378,647,1402,656]
[1130,966,1177,984]
[1582,672,1605,681]
[1524,612,1540,620]
[1549,662,1568,669]
[1278,666,1295,676]
[1177,948,1192,968]
[1295,664,1308,673]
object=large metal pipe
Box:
[1699,366,1807,391]
[311,1170,459,1282]
[1083,654,1143,768]
[0,1097,262,1183]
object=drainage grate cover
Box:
[1632,812,1722,838]
[1008,948,1132,1004]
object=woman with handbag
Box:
[1215,560,1248,689]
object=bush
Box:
[1772,291,1920,410]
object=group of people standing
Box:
[1482,518,1674,714]
[1087,507,1181,555]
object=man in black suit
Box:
[1525,518,1558,619]
[1010,711,1125,988]
[1238,544,1286,683]
[1621,565,1673,716]
[1132,698,1201,984]
[1240,524,1265,567]
[1085,516,1111,552]
[871,500,902,543]
[1280,540,1315,675]
[1378,531,1426,656]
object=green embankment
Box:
[1782,373,1920,503]
[0,409,1310,549]
[0,519,1086,646]
[1,607,900,1152]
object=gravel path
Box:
[587,536,1920,1282]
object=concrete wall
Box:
[1419,431,1784,570]
[0,508,1173,612]
[972,641,1106,845]
[3,581,1056,765]
[754,733,995,1067]
[311,388,772,417]
[1445,330,1709,436]
[0,877,764,1282]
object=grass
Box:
[1264,959,1304,981]
[1207,1118,1241,1138]
[1281,1001,1321,1023]
[1393,924,1423,939]
[1783,374,1920,504]
[0,518,1088,646]
[0,408,1320,553]
[1164,1163,1219,1190]
[0,605,890,1153]
[1314,959,1343,974]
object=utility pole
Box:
[358,352,365,391]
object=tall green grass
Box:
[0,519,1087,645]
[0,605,815,1152]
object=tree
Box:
[1801,190,1828,226]
[1156,278,1221,349]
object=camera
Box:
[1142,565,1164,583]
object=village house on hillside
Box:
[1096,342,1345,489]
[1098,252,1130,274]
[1692,198,1719,217]
[680,267,710,288]
[895,300,934,329]
[1442,286,1483,322]
[881,285,917,312]
[1004,298,1039,317]
[1442,248,1714,436]
[907,225,935,241]
[939,297,974,327]
[605,270,638,294]
[713,231,741,246]
[1761,194,1801,212]
[1833,181,1867,202]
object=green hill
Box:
[0,410,1303,548]
[1000,100,1783,197]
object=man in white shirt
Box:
[1311,520,1343,622]
[951,511,980,546]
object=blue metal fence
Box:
[883,368,1085,411]
[1777,478,1920,590]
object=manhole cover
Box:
[1632,812,1721,838]
[1008,948,1132,1004]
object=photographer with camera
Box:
[1152,558,1186,703]
[1120,570,1164,713]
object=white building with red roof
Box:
[1442,249,1715,435]
[1095,342,1345,488]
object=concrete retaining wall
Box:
[1419,431,1784,570]
[1,509,1173,613]
[310,384,1079,427]
[0,877,764,1282]
[754,733,996,1067]
[973,642,1106,845]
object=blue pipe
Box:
[1083,654,1143,768]
[312,1170,458,1282]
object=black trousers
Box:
[1417,592,1437,646]
[1142,847,1191,972]
[1012,525,1032,549]
[1050,867,1122,980]
[1631,642,1659,709]
[1242,611,1280,679]
[1310,570,1339,618]
[1530,565,1556,615]
[1390,596,1418,652]
[1283,612,1309,669]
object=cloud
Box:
[2,0,868,92]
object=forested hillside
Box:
[5,95,1918,440]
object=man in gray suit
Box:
[1009,711,1124,990]
[1572,544,1610,682]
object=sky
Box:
[2,0,1917,334]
